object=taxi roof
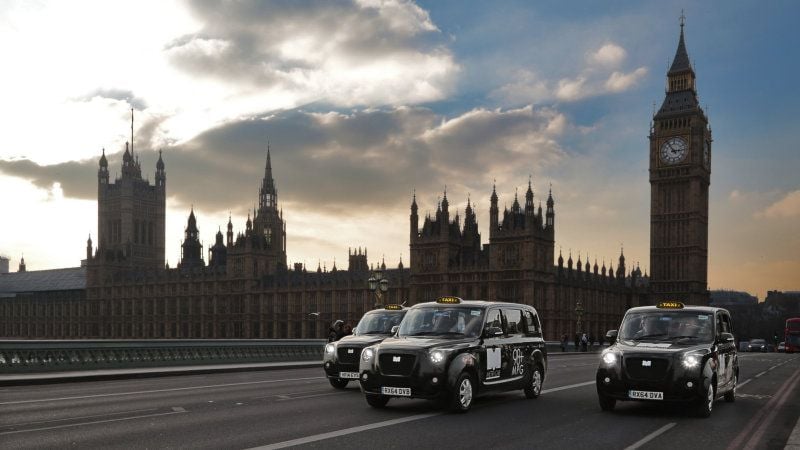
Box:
[625,304,729,314]
[411,299,535,310]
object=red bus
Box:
[786,318,800,353]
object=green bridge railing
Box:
[0,339,324,374]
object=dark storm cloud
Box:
[77,89,148,110]
[0,157,98,200]
[165,0,452,103]
[0,106,567,214]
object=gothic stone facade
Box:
[2,147,647,341]
[3,24,710,341]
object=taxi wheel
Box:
[695,379,714,418]
[524,365,544,399]
[598,394,616,411]
[448,372,475,413]
[365,394,390,408]
[329,378,349,389]
[724,374,737,402]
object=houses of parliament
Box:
[0,22,710,341]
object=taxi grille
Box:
[337,347,362,366]
[625,357,670,381]
[379,353,416,376]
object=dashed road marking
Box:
[624,423,676,450]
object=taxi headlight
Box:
[362,348,374,362]
[430,350,446,364]
[602,351,618,365]
[682,354,700,369]
[325,344,335,355]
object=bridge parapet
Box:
[0,339,324,374]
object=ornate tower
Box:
[179,208,204,269]
[94,114,166,271]
[649,15,711,304]
[227,147,287,277]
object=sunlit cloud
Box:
[490,42,648,105]
[756,190,800,219]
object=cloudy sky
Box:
[1,0,798,299]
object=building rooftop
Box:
[0,267,86,294]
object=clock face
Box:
[703,140,710,168]
[660,137,688,164]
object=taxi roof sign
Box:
[657,301,684,309]
[385,304,403,310]
[436,296,462,304]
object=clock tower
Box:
[649,16,711,305]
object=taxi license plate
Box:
[629,390,664,400]
[381,387,411,396]
[339,371,359,379]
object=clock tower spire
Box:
[649,14,711,305]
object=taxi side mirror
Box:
[717,332,734,344]
[390,325,399,336]
[606,330,618,345]
[484,326,504,338]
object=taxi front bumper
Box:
[323,346,365,379]
[359,353,449,400]
[596,362,705,403]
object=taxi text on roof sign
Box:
[384,304,403,310]
[436,296,462,304]
[657,301,684,309]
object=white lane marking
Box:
[738,379,753,388]
[0,376,325,405]
[171,406,186,412]
[249,380,596,449]
[623,422,676,450]
[541,380,595,394]
[248,413,441,450]
[755,371,766,378]
[1,408,157,428]
[0,409,188,436]
[275,392,346,401]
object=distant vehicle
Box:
[359,296,547,412]
[785,318,800,353]
[596,301,737,418]
[323,305,408,389]
[746,339,767,352]
[778,342,786,353]
[738,341,750,352]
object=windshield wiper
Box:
[670,335,699,342]
[635,333,668,340]
[408,331,440,336]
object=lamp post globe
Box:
[368,276,377,291]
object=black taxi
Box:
[596,301,738,417]
[323,304,408,389]
[358,297,547,412]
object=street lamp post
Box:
[368,269,389,309]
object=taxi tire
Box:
[365,394,390,408]
[724,374,737,403]
[524,364,544,399]
[329,378,349,389]
[695,379,714,418]
[598,394,616,411]
[448,372,475,413]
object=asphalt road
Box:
[1,353,798,450]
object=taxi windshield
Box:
[619,310,714,343]
[398,306,484,338]
[354,310,406,335]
